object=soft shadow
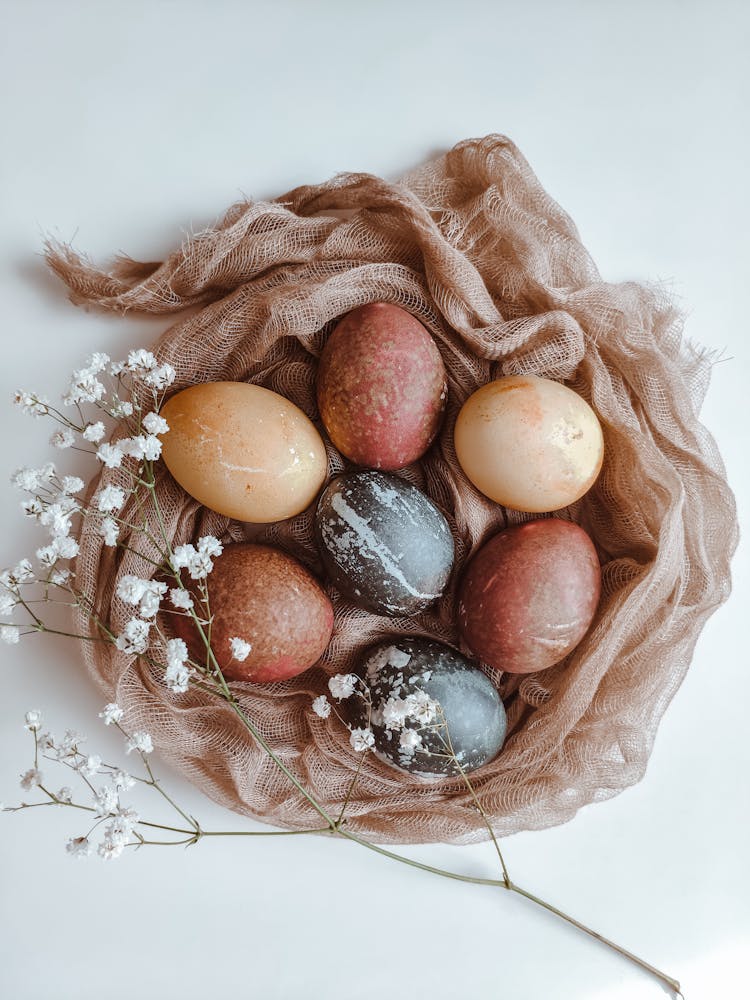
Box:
[16,253,71,306]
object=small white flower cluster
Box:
[10,708,148,861]
[229,637,252,662]
[9,348,176,568]
[312,654,440,765]
[116,575,168,619]
[13,390,49,418]
[310,673,377,753]
[171,536,223,580]
[7,461,82,576]
[165,637,190,692]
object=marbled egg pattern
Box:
[350,637,507,776]
[314,471,454,617]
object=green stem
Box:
[508,882,683,997]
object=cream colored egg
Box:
[454,375,604,512]
[160,382,328,522]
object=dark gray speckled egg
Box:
[314,471,454,617]
[351,637,507,777]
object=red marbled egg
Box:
[457,519,601,674]
[317,302,447,470]
[169,543,334,683]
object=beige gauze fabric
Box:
[46,135,738,844]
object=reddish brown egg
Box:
[316,302,447,469]
[169,543,334,683]
[457,519,601,674]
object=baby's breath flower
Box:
[85,352,110,374]
[99,703,124,726]
[105,808,138,845]
[11,467,41,492]
[96,485,125,513]
[229,637,251,662]
[312,695,331,719]
[66,836,92,859]
[169,588,193,611]
[39,502,73,539]
[111,769,135,791]
[197,536,222,559]
[99,517,119,547]
[50,428,76,449]
[111,399,135,419]
[126,731,153,755]
[381,696,409,730]
[96,442,124,469]
[37,730,54,751]
[116,577,167,619]
[171,538,223,580]
[21,498,44,519]
[121,434,161,461]
[349,727,375,752]
[98,838,125,860]
[50,567,71,586]
[328,674,358,700]
[63,369,106,407]
[56,730,86,758]
[0,590,16,615]
[20,767,43,790]
[11,559,35,584]
[77,754,102,779]
[14,391,49,417]
[142,411,169,435]
[61,476,85,495]
[56,787,73,803]
[92,785,119,817]
[127,349,157,373]
[115,618,151,655]
[404,690,438,726]
[82,421,105,443]
[165,637,190,693]
[399,729,423,755]
[143,364,176,390]
[24,710,42,732]
[1,625,21,644]
[53,536,79,560]
[116,576,148,604]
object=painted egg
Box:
[169,543,334,683]
[454,374,604,512]
[314,471,454,617]
[349,637,506,776]
[317,302,447,469]
[458,519,601,674]
[159,382,328,523]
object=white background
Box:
[1,2,748,998]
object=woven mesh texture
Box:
[46,135,737,845]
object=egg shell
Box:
[349,637,507,777]
[317,302,447,469]
[159,382,328,523]
[457,519,601,674]
[454,374,604,512]
[169,543,334,683]
[314,471,454,617]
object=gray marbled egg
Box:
[351,637,507,777]
[314,471,454,617]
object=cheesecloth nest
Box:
[46,135,737,845]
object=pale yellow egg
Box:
[160,382,328,522]
[454,375,604,513]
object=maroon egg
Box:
[457,519,601,674]
[169,543,334,683]
[316,302,447,469]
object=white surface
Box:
[1,2,748,998]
